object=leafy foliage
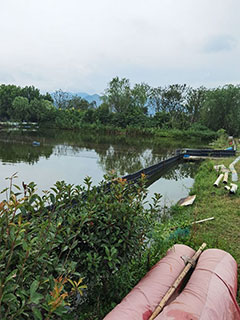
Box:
[0,84,52,121]
[0,172,159,319]
[2,79,240,136]
[52,90,94,111]
[201,85,240,135]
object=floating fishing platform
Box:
[122,154,181,184]
[46,147,236,211]
[180,148,236,159]
[122,148,236,184]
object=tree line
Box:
[0,78,240,135]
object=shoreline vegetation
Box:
[0,173,166,319]
[1,78,240,318]
[1,78,240,140]
[0,120,216,141]
[156,133,240,302]
[163,156,240,301]
[0,133,239,319]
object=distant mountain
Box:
[75,92,102,106]
[51,91,102,107]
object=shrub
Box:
[0,173,159,319]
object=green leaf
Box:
[33,307,42,320]
[0,187,8,194]
[30,280,39,296]
[104,246,110,256]
[13,184,21,190]
[29,194,38,205]
[19,206,27,215]
[50,187,58,193]
[5,269,17,284]
[30,292,43,304]
[61,245,69,252]
[22,240,29,251]
[53,305,68,316]
[50,193,55,204]
[13,192,22,197]
[2,293,18,303]
[71,240,78,249]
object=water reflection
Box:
[0,128,206,204]
[161,161,201,181]
[0,128,203,168]
[0,142,52,165]
[0,129,53,164]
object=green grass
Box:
[162,158,240,302]
[44,121,216,141]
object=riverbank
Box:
[100,152,240,318]
[46,123,217,141]
[161,156,240,301]
[0,120,217,141]
[1,125,237,318]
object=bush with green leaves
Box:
[0,173,160,319]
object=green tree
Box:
[67,95,90,110]
[0,84,54,121]
[160,84,189,129]
[149,84,190,128]
[29,98,55,122]
[149,87,163,113]
[186,87,206,124]
[102,77,151,128]
[0,84,22,119]
[152,111,170,128]
[94,103,113,125]
[201,85,240,135]
[20,85,41,101]
[102,77,133,113]
[41,92,54,102]
[161,84,188,113]
[53,89,70,109]
[131,83,150,114]
[12,96,30,121]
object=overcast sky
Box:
[0,0,239,94]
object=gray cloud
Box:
[204,35,237,53]
[0,0,240,93]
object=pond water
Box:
[0,128,206,205]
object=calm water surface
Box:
[0,128,205,205]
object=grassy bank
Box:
[159,157,240,301]
[100,154,240,316]
[49,122,216,141]
[1,119,217,141]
